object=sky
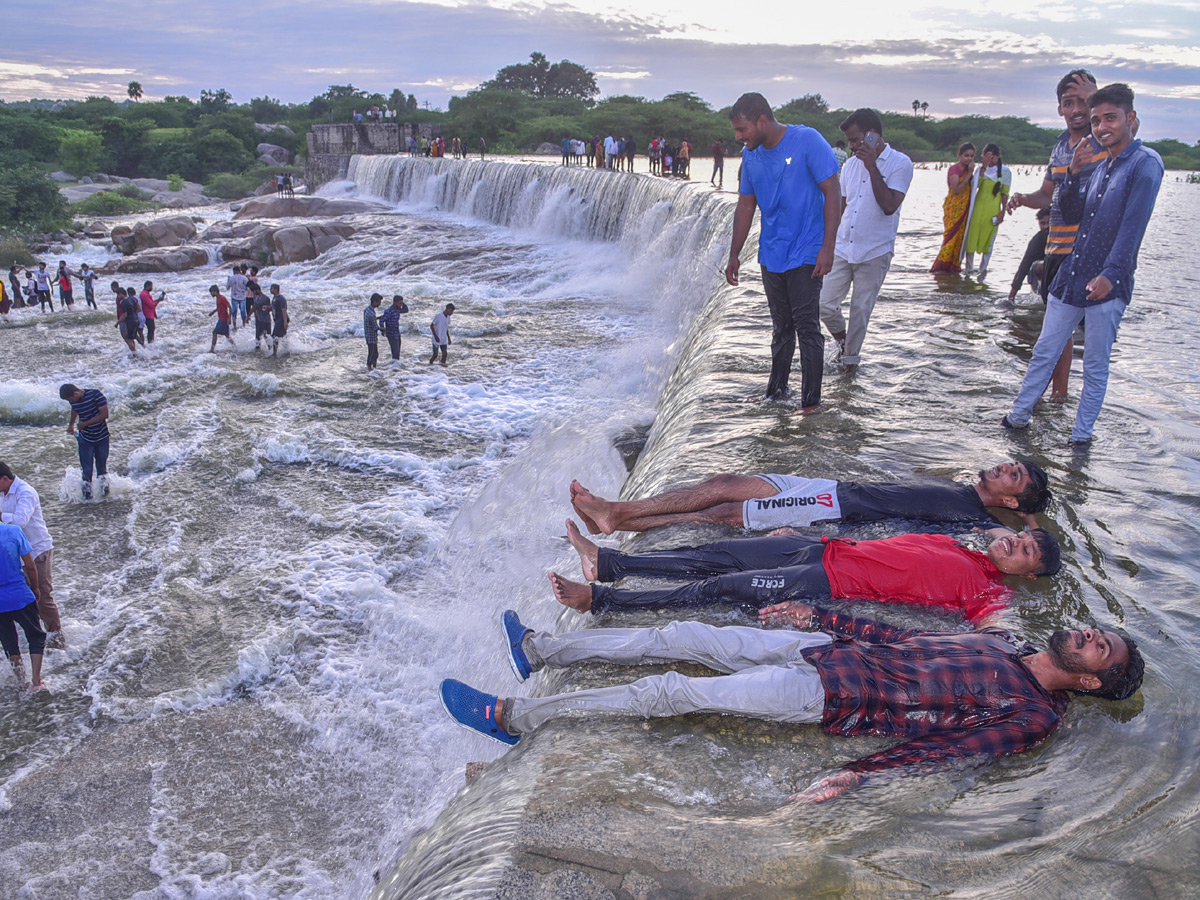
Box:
[2,0,1198,140]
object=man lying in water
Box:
[551,520,1060,623]
[441,606,1143,801]
[570,460,1050,534]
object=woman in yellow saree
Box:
[931,142,976,274]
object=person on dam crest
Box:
[440,607,1144,802]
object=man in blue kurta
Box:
[1003,83,1163,446]
[724,92,841,411]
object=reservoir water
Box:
[1,157,1197,899]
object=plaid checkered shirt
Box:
[801,607,1069,780]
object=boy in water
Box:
[208,285,234,352]
[429,303,455,365]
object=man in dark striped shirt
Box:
[59,384,110,500]
[441,605,1143,802]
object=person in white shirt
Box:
[818,108,914,374]
[0,462,63,647]
[429,303,455,365]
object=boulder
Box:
[48,171,75,183]
[219,226,276,261]
[83,222,109,239]
[79,176,93,184]
[233,195,387,220]
[98,246,211,274]
[111,215,198,255]
[252,179,279,197]
[199,220,264,242]
[535,142,558,155]
[256,143,291,165]
[271,223,354,264]
[255,123,295,136]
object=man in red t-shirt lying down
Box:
[552,519,1060,624]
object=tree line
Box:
[2,52,1197,239]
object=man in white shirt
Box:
[429,303,455,365]
[819,108,914,374]
[0,462,62,647]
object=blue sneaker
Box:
[500,609,534,682]
[440,679,520,746]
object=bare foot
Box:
[798,403,825,416]
[565,519,599,581]
[570,480,616,535]
[548,571,593,613]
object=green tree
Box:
[661,92,712,112]
[97,116,153,176]
[779,93,829,117]
[199,88,233,114]
[59,130,103,176]
[325,84,366,100]
[406,94,418,112]
[0,165,70,234]
[486,52,598,103]
[250,95,289,123]
[192,128,253,179]
[128,81,143,102]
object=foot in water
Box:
[565,519,599,581]
[569,479,612,535]
[548,571,593,613]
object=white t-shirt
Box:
[431,311,450,345]
[0,477,53,557]
[835,143,914,264]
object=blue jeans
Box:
[77,435,110,497]
[1008,294,1126,442]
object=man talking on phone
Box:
[818,108,913,375]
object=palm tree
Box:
[912,99,920,116]
[920,101,929,119]
[127,81,143,102]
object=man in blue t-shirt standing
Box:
[725,92,841,411]
[60,384,111,500]
[0,522,45,690]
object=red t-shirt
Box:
[822,533,1009,622]
[215,294,231,323]
[140,290,158,319]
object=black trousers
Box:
[761,265,824,406]
[591,534,831,614]
[387,333,401,359]
[366,341,379,369]
[146,318,156,342]
[0,601,46,657]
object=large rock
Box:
[48,171,75,183]
[271,223,354,263]
[98,246,211,274]
[219,226,277,262]
[199,220,265,242]
[255,123,295,136]
[256,143,291,165]
[233,196,387,220]
[110,215,198,255]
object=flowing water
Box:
[0,157,1197,899]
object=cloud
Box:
[0,0,1196,139]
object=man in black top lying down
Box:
[570,461,1051,534]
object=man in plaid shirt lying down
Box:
[441,603,1143,802]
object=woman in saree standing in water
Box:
[962,143,1012,279]
[931,143,976,275]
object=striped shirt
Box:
[1045,130,1107,257]
[801,607,1068,781]
[70,389,110,443]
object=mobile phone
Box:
[863,132,880,149]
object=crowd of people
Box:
[555,134,704,179]
[438,71,1160,805]
[2,261,100,318]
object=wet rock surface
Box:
[111,216,198,255]
[233,195,387,219]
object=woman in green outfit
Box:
[963,143,1011,279]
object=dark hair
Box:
[110,281,120,290]
[1016,461,1052,513]
[445,303,456,312]
[834,140,846,149]
[957,142,975,156]
[1031,528,1061,576]
[270,283,280,291]
[370,292,383,303]
[1036,206,1052,219]
[144,280,153,289]
[59,383,79,400]
[0,462,13,480]
[981,143,1005,196]
[1081,634,1144,701]
[1090,82,1135,113]
[209,285,219,294]
[840,107,883,136]
[1056,68,1096,102]
[392,294,404,303]
[729,92,774,123]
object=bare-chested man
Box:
[571,461,1050,535]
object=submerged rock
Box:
[98,246,210,274]
[233,196,387,220]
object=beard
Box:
[1048,630,1091,674]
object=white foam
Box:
[0,381,62,425]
